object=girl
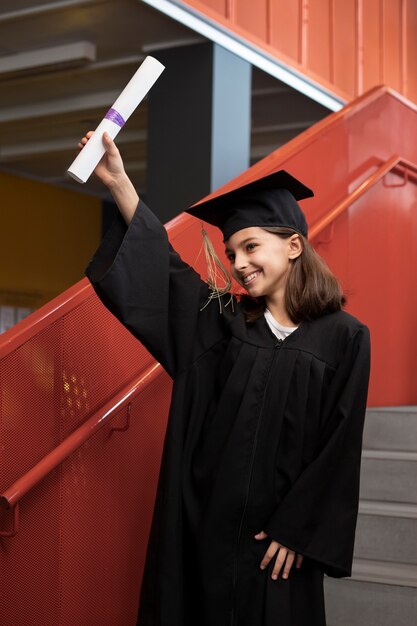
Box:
[82,131,371,626]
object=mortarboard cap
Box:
[186,170,314,241]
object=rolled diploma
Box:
[67,56,165,183]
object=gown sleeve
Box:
[263,324,371,578]
[85,199,228,378]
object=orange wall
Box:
[0,172,101,310]
[182,0,417,103]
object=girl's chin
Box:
[243,285,265,298]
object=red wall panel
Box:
[332,0,357,96]
[383,0,402,92]
[269,0,301,61]
[306,0,331,82]
[235,0,268,42]
[362,0,383,92]
[405,0,417,99]
[181,0,417,103]
[200,0,226,16]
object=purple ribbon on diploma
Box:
[105,108,126,128]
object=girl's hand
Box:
[77,131,126,189]
[254,530,303,580]
[77,130,138,224]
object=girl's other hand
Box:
[254,530,303,580]
[77,131,126,189]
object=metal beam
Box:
[0,0,101,22]
[0,42,96,76]
[252,121,317,134]
[0,131,146,161]
[0,90,120,123]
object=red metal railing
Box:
[0,362,162,513]
[2,151,416,530]
[1,85,416,624]
[309,155,417,238]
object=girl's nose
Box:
[235,252,248,270]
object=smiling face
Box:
[225,227,302,304]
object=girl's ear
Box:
[288,234,303,260]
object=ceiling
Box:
[0,0,329,198]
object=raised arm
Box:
[81,132,232,377]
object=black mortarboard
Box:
[186,170,314,241]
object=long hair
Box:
[240,226,346,324]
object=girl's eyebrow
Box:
[225,237,261,254]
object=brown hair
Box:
[237,227,346,324]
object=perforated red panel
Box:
[1,321,63,623]
[59,374,171,625]
[0,321,62,487]
[0,474,61,624]
[60,294,154,438]
[0,291,171,624]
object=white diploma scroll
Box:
[67,56,165,183]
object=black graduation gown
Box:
[86,200,371,626]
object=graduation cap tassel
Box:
[200,227,233,313]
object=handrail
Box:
[0,279,93,359]
[309,155,417,240]
[0,361,162,512]
[188,86,417,213]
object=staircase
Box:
[324,407,417,626]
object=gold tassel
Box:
[200,227,234,312]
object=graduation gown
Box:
[86,200,371,626]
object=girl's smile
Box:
[241,270,261,285]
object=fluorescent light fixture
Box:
[0,41,96,78]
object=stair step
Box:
[359,500,417,518]
[328,407,417,625]
[363,407,417,452]
[360,450,417,504]
[362,450,417,461]
[350,558,417,587]
[354,506,417,564]
[324,578,417,626]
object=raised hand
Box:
[77,131,138,224]
[254,530,303,580]
[77,131,126,189]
